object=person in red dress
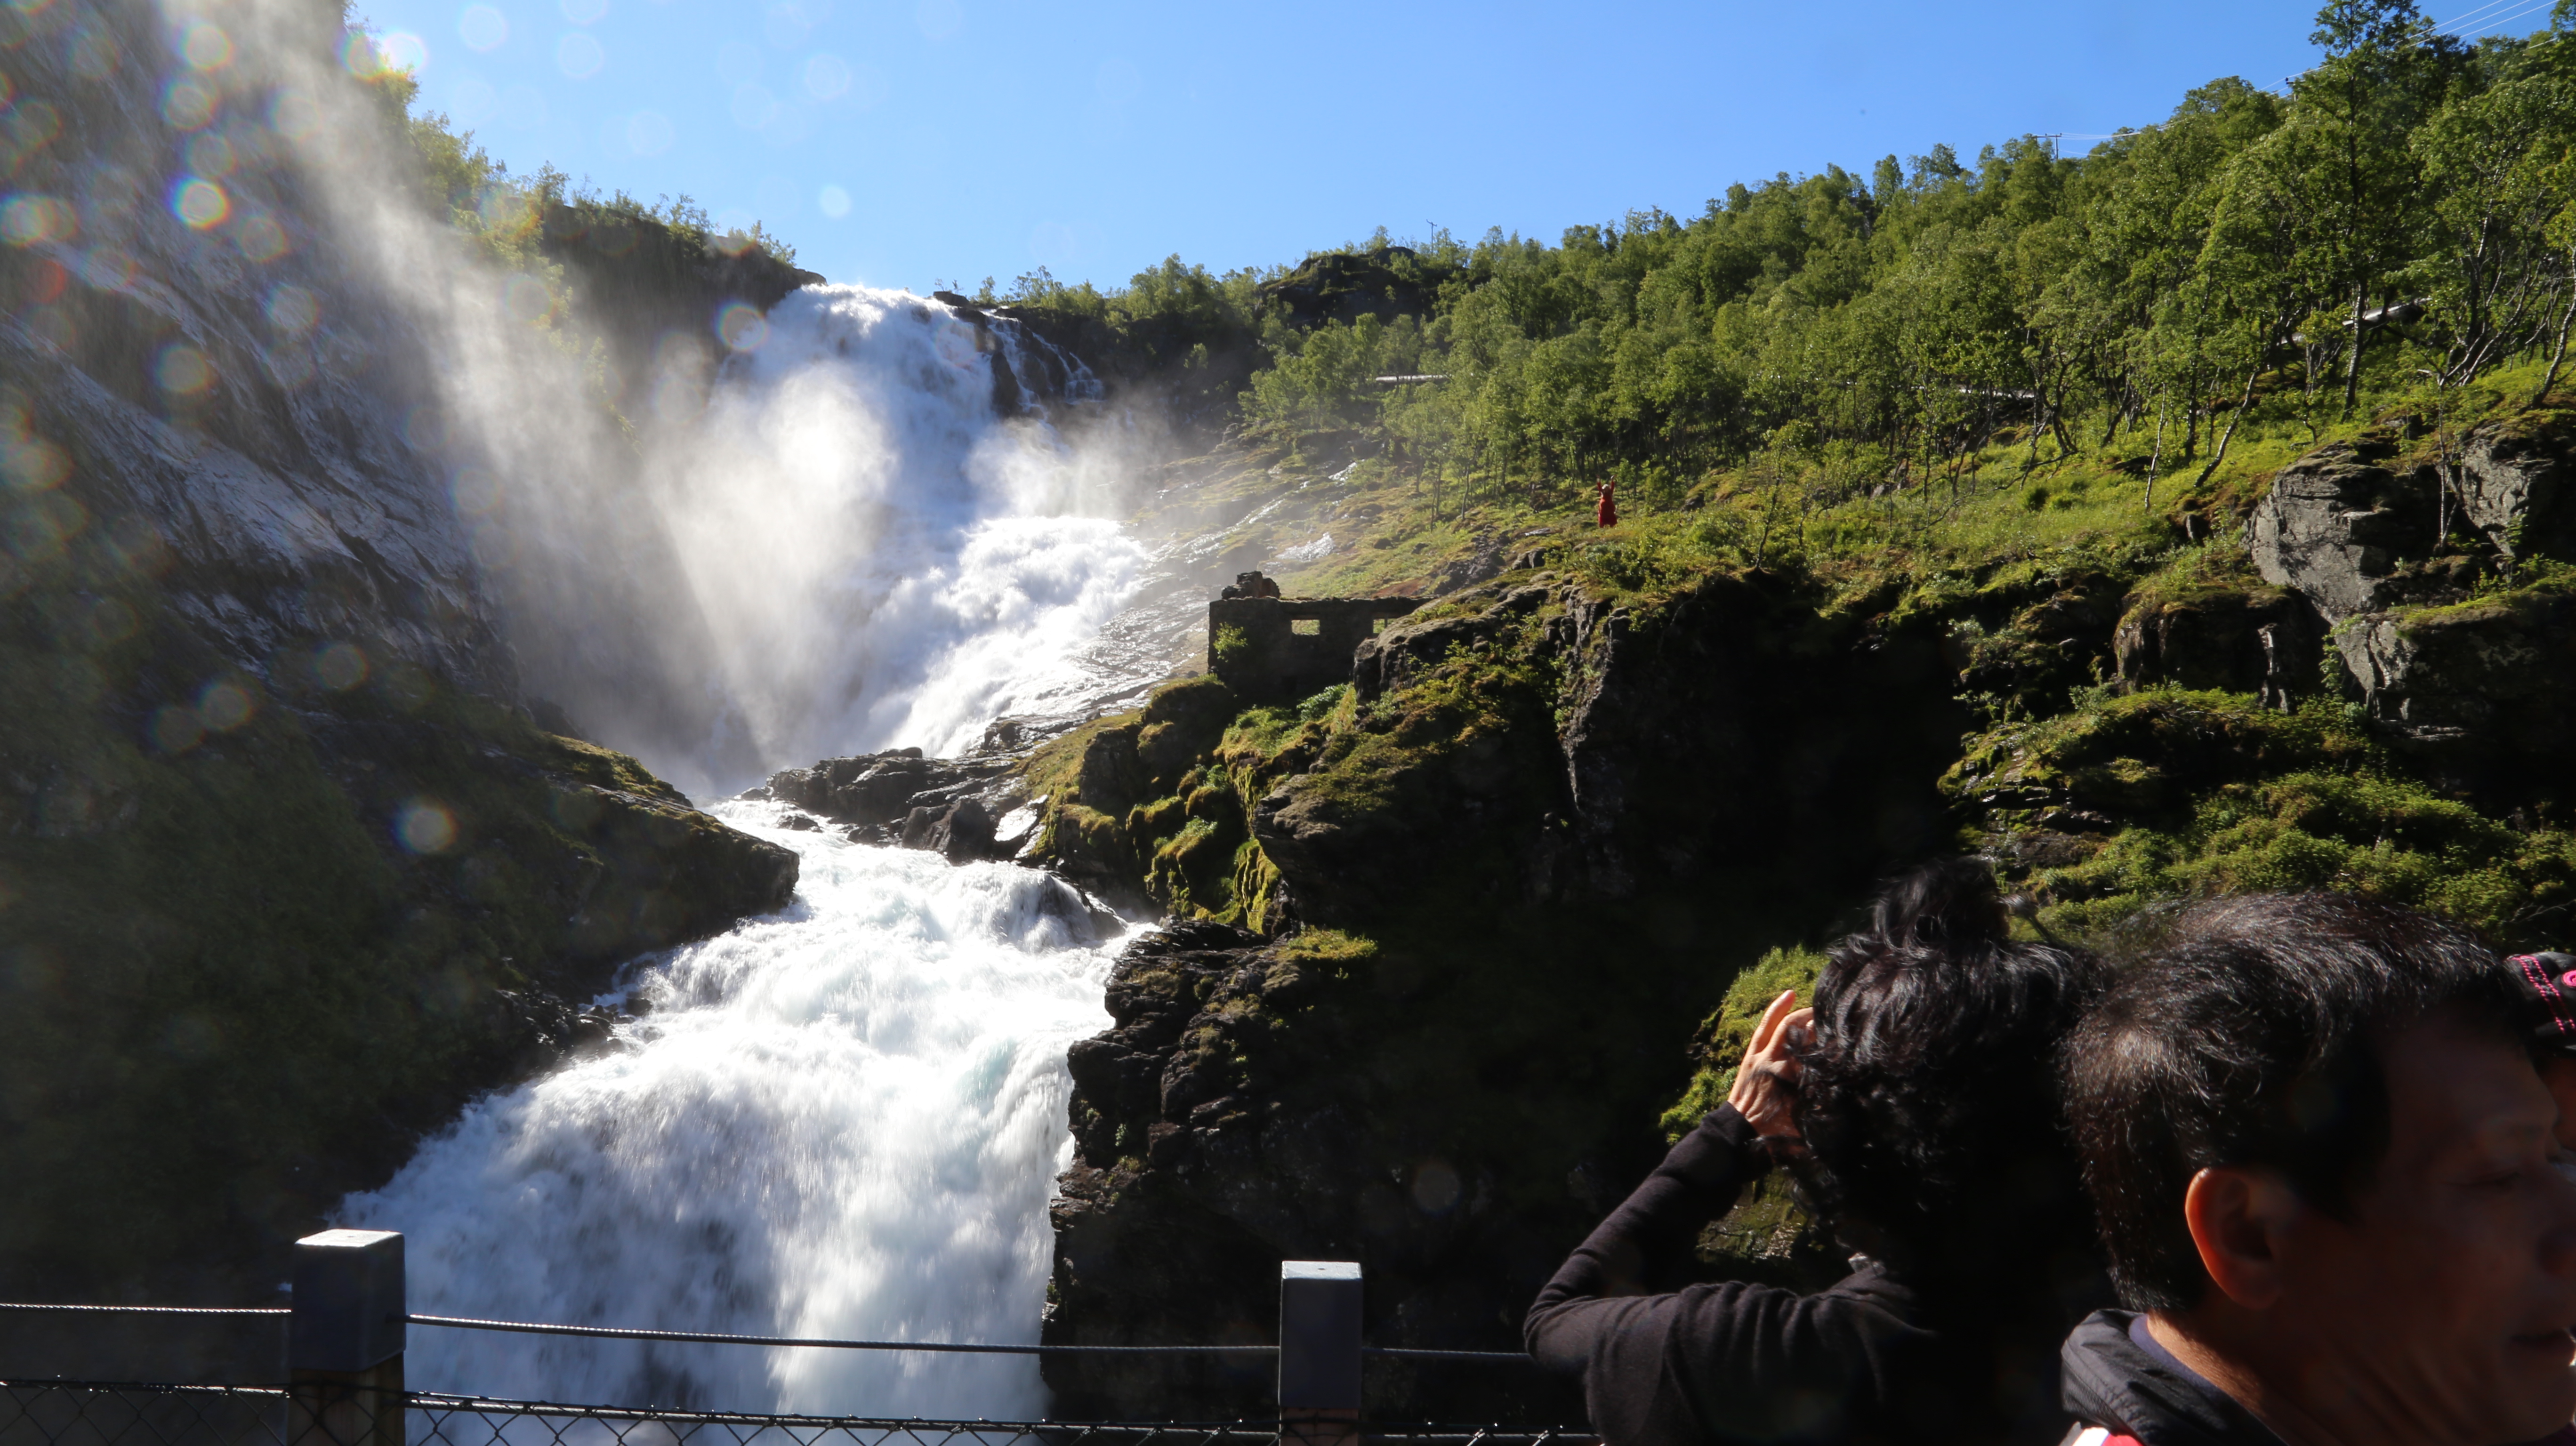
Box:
[1595,479,1617,528]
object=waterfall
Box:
[342,287,1181,1416]
[347,814,1126,1417]
[627,286,1152,793]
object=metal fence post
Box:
[1279,1261,1361,1446]
[287,1229,406,1446]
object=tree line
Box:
[1019,0,2576,512]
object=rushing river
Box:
[348,817,1128,1417]
[341,286,1214,1417]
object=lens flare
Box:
[266,283,320,335]
[397,798,459,854]
[0,194,75,247]
[803,52,851,100]
[180,19,233,71]
[185,131,236,177]
[557,32,605,79]
[234,213,288,262]
[161,76,217,129]
[729,83,777,130]
[716,302,768,351]
[270,88,322,141]
[68,25,118,79]
[170,178,228,229]
[377,32,429,73]
[501,273,552,324]
[562,0,611,22]
[154,344,215,397]
[313,641,369,691]
[82,596,137,647]
[475,183,531,232]
[1,435,70,492]
[341,32,390,77]
[80,246,137,292]
[150,705,203,754]
[626,110,674,155]
[459,4,508,51]
[195,679,255,731]
[817,184,851,218]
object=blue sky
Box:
[349,0,2543,295]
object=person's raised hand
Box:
[1725,989,1811,1141]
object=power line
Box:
[2447,0,2558,36]
[2433,0,2531,32]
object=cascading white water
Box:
[632,285,1156,796]
[348,812,1126,1417]
[343,286,1190,1416]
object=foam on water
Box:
[634,285,1152,793]
[346,811,1126,1416]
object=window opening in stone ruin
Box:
[1291,619,1321,635]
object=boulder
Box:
[2249,436,2440,621]
[2456,418,2575,563]
[2336,591,2576,787]
[755,748,1023,861]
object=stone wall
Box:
[1207,597,1421,700]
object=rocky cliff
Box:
[1029,566,1971,1421]
[0,2,797,1297]
[1028,404,2576,1425]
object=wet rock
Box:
[759,748,1023,862]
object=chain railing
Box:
[0,1234,1586,1446]
[0,1383,1596,1446]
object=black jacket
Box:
[2058,1310,2576,1446]
[1526,1105,2081,1446]
[2055,1310,2282,1446]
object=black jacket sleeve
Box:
[1524,1107,1936,1446]
[1529,1105,1770,1323]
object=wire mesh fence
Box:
[0,1383,1597,1446]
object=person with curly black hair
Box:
[1524,858,2114,1446]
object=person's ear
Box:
[2181,1165,2301,1311]
[2540,1057,2576,1153]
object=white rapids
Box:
[340,286,1198,1419]
[347,813,1127,1417]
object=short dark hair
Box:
[2063,893,2520,1311]
[1794,858,2109,1304]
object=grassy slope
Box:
[1012,352,2576,1297]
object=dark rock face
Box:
[2456,419,2575,563]
[1256,248,1452,330]
[1288,571,1967,926]
[0,3,804,1301]
[1046,924,1585,1426]
[2115,585,2317,709]
[2241,415,2576,792]
[1045,571,1974,1423]
[2339,593,2576,787]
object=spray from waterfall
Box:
[198,0,1161,797]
